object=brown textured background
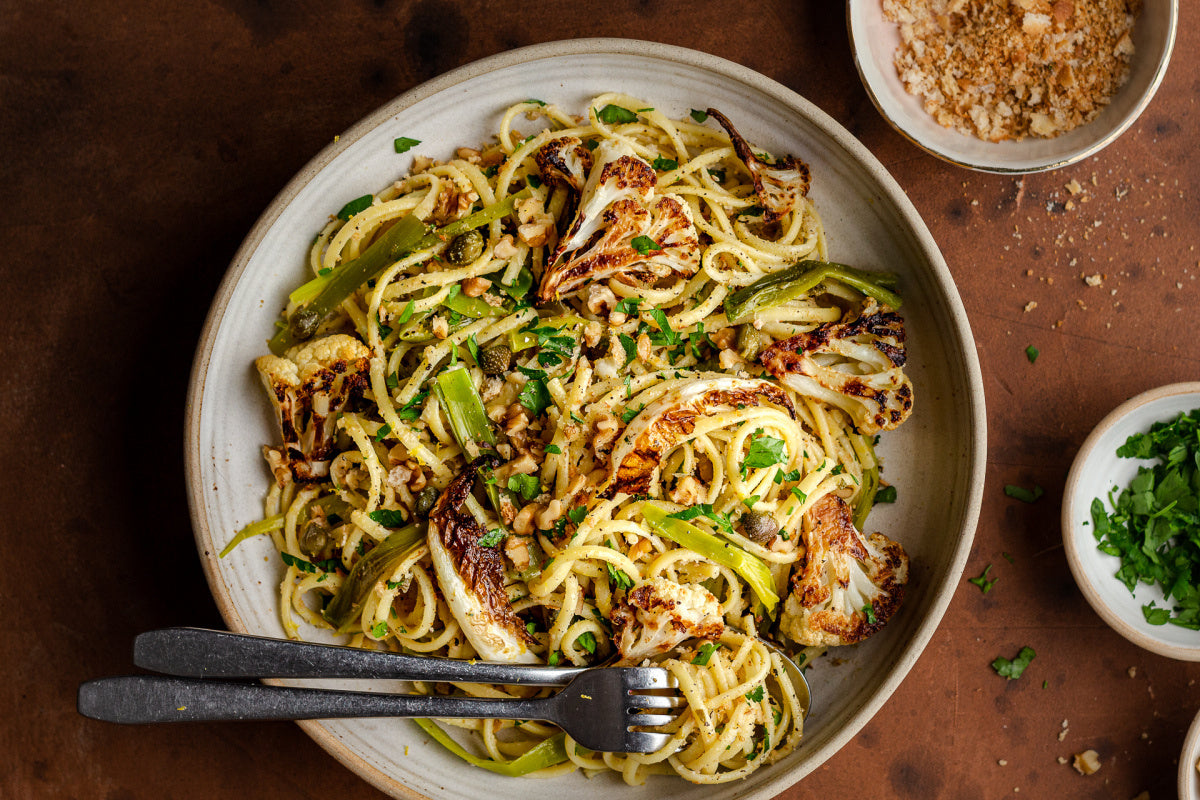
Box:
[4,1,1199,798]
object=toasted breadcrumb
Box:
[1072,749,1101,775]
[882,0,1140,141]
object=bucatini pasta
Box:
[228,95,914,784]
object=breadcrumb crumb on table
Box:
[1071,749,1101,775]
[881,0,1140,141]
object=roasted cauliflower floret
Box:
[759,298,913,433]
[428,462,539,663]
[612,577,725,662]
[254,333,370,482]
[537,138,700,302]
[603,377,795,497]
[534,135,594,192]
[706,107,811,223]
[779,494,908,647]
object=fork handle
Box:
[78,675,544,725]
[135,627,585,686]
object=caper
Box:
[740,511,778,546]
[737,324,766,361]
[300,520,330,557]
[414,486,440,517]
[445,229,485,265]
[479,344,513,375]
[289,308,321,341]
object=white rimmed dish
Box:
[847,0,1178,173]
[1062,382,1200,661]
[185,38,986,800]
[1181,708,1200,798]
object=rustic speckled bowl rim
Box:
[185,37,986,800]
[1062,382,1200,661]
[1180,707,1200,798]
[846,0,1179,174]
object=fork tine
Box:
[623,731,674,754]
[627,692,684,709]
[626,712,679,727]
[621,667,675,690]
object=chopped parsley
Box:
[576,631,597,654]
[691,641,721,665]
[607,561,635,590]
[507,474,541,502]
[689,109,709,123]
[596,104,637,124]
[373,423,392,442]
[396,300,415,324]
[1004,484,1044,503]
[567,506,588,526]
[861,604,877,624]
[745,685,765,703]
[874,485,898,504]
[397,390,429,421]
[620,405,643,425]
[631,235,663,256]
[968,564,997,593]
[336,194,374,220]
[369,508,407,527]
[477,529,505,548]
[618,333,639,366]
[614,297,642,316]
[651,156,679,171]
[743,431,787,471]
[992,646,1036,680]
[393,136,421,154]
[1025,345,1040,363]
[668,504,734,536]
[516,376,551,416]
[281,552,316,573]
[1091,408,1200,628]
[371,620,389,637]
[545,444,562,454]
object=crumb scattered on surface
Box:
[882,0,1140,141]
[1024,300,1038,312]
[1072,749,1101,775]
[1128,666,1137,678]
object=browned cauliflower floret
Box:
[611,577,725,662]
[534,136,594,192]
[537,139,700,302]
[603,376,795,497]
[759,298,913,433]
[254,333,370,482]
[706,107,811,223]
[779,494,908,647]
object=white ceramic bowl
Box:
[1062,382,1200,660]
[186,38,986,800]
[1181,708,1200,798]
[847,0,1178,173]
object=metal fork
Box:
[131,627,597,686]
[78,628,683,753]
[78,668,680,753]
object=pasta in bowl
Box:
[227,94,909,784]
[187,39,983,800]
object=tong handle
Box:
[134,627,583,686]
[78,675,539,724]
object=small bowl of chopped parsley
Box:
[1063,382,1200,661]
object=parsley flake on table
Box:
[992,646,1036,680]
[393,136,421,153]
[1004,483,1044,503]
[968,564,997,593]
[1090,408,1200,628]
[1025,345,1039,363]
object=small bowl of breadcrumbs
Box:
[848,0,1177,173]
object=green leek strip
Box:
[854,465,880,531]
[851,433,880,530]
[433,366,518,525]
[435,366,497,459]
[640,503,779,612]
[413,720,569,776]
[270,188,533,356]
[443,289,510,320]
[723,259,902,324]
[219,514,284,558]
[508,314,588,352]
[324,524,425,630]
[495,265,533,300]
